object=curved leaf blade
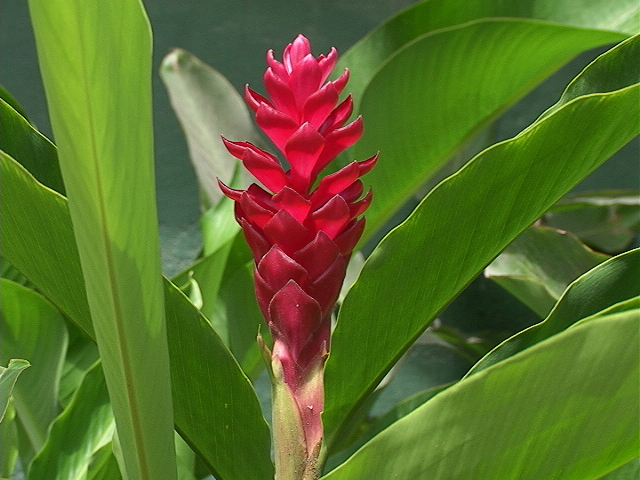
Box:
[322,311,639,479]
[0,360,30,424]
[471,248,640,375]
[485,226,609,317]
[160,49,259,207]
[27,0,179,477]
[0,153,273,478]
[0,98,63,194]
[0,279,67,455]
[28,362,114,480]
[338,0,637,103]
[324,37,640,445]
[352,20,626,240]
[164,281,272,479]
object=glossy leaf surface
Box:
[0,155,273,478]
[324,36,640,446]
[349,20,626,240]
[322,311,639,479]
[28,362,114,480]
[542,190,640,253]
[27,0,177,477]
[0,279,67,454]
[338,0,637,103]
[0,98,63,194]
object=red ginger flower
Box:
[219,34,376,465]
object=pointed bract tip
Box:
[217,179,243,201]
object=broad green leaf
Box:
[339,0,637,103]
[0,360,30,424]
[27,0,177,477]
[324,36,640,447]
[28,362,115,480]
[540,33,640,118]
[0,152,93,337]
[485,226,609,317]
[0,279,67,454]
[545,203,640,253]
[0,153,274,479]
[575,297,640,324]
[171,201,266,379]
[164,281,272,479]
[349,19,627,241]
[211,262,267,380]
[470,248,640,376]
[321,311,639,480]
[200,197,241,256]
[160,49,259,208]
[175,433,197,480]
[0,98,63,194]
[0,257,30,287]
[326,383,452,471]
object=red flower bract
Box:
[219,34,376,454]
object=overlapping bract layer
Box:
[220,35,376,392]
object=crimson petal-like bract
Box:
[219,34,376,477]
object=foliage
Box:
[1,0,638,479]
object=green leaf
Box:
[175,433,197,480]
[200,231,268,380]
[0,257,31,288]
[485,226,609,317]
[160,49,260,208]
[349,19,627,242]
[0,152,93,337]
[0,279,67,455]
[321,311,639,480]
[86,443,122,480]
[540,33,640,118]
[0,98,63,194]
[172,198,240,342]
[325,383,452,471]
[164,281,273,479]
[0,400,19,477]
[200,197,241,256]
[551,189,640,209]
[0,86,30,121]
[27,0,177,477]
[0,153,274,479]
[58,330,100,408]
[338,0,637,104]
[171,200,266,380]
[470,248,640,376]
[0,360,30,424]
[324,35,640,447]
[28,362,115,480]
[600,458,640,480]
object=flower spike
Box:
[219,34,376,479]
